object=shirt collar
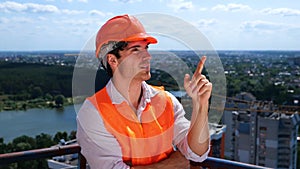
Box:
[106,80,160,105]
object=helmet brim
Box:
[123,33,157,44]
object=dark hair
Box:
[101,41,128,77]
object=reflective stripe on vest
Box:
[88,86,174,166]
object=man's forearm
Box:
[187,101,210,156]
[131,151,189,169]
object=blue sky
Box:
[0,0,300,51]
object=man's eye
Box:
[132,48,139,52]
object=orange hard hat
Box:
[95,14,157,61]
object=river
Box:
[0,105,79,143]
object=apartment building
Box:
[222,92,300,169]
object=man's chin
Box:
[142,72,151,81]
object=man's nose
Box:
[142,50,151,60]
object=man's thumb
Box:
[184,74,190,88]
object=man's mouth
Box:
[140,65,150,71]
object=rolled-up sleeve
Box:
[167,92,210,162]
[76,100,130,169]
[176,135,210,162]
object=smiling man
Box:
[76,14,212,169]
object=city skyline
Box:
[0,0,300,51]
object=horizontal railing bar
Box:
[0,144,80,165]
[192,157,273,169]
[1,144,272,169]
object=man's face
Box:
[116,40,152,82]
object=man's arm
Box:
[184,56,211,156]
[165,90,209,162]
[76,100,130,169]
[131,151,189,169]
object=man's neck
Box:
[112,77,143,110]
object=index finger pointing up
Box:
[195,56,206,74]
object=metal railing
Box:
[191,158,272,169]
[0,144,86,169]
[0,144,271,169]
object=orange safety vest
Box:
[88,86,175,166]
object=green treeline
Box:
[0,131,76,169]
[0,62,73,110]
[0,62,72,97]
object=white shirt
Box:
[76,80,209,169]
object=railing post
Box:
[78,152,87,169]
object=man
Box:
[76,14,212,169]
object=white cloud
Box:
[197,19,218,27]
[61,9,84,15]
[0,17,9,24]
[199,7,207,12]
[59,19,92,26]
[167,0,194,12]
[261,8,300,16]
[0,1,84,15]
[78,0,88,2]
[10,17,34,23]
[26,3,59,13]
[89,10,113,18]
[64,0,88,2]
[89,10,105,17]
[240,20,288,33]
[38,16,47,21]
[0,1,27,12]
[212,3,251,12]
[0,1,59,13]
[109,0,141,3]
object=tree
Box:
[69,130,77,140]
[0,137,6,154]
[54,94,65,107]
[12,135,36,151]
[44,93,53,101]
[35,133,54,149]
[53,131,68,144]
[11,135,39,169]
[31,86,43,99]
[0,132,74,169]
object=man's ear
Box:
[107,54,118,69]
